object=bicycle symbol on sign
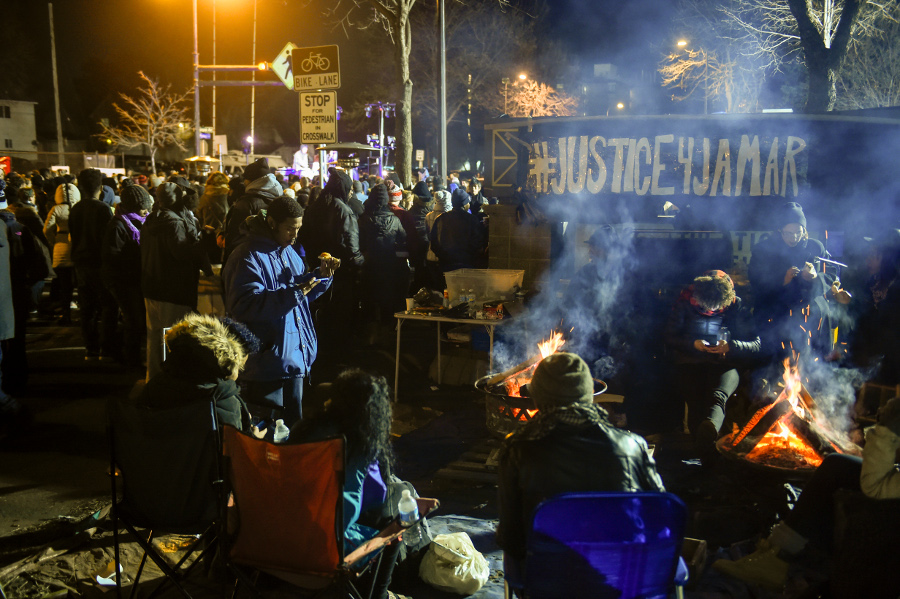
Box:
[300,52,330,73]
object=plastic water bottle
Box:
[398,489,421,545]
[272,419,290,443]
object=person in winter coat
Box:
[298,168,363,363]
[428,188,486,273]
[714,395,900,590]
[137,313,257,432]
[141,180,212,382]
[424,189,451,290]
[347,180,366,217]
[222,159,282,264]
[749,202,829,361]
[70,169,117,360]
[409,181,434,290]
[359,184,409,328]
[497,352,665,564]
[665,270,760,458]
[0,218,31,436]
[222,197,338,427]
[44,183,79,324]
[197,171,230,264]
[102,185,154,369]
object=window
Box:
[4,139,12,149]
[0,106,9,118]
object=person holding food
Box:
[222,196,340,428]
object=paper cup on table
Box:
[405,298,415,313]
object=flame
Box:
[744,420,823,468]
[537,331,565,358]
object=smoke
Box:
[800,355,876,437]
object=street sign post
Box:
[300,91,338,144]
[271,42,299,90]
[292,45,340,91]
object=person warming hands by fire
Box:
[714,395,900,591]
[665,270,761,462]
[496,352,665,576]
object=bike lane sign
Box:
[291,45,340,92]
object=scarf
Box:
[116,212,146,244]
[498,403,611,461]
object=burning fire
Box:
[504,331,566,397]
[723,358,855,470]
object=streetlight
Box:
[676,39,708,115]
[518,73,527,81]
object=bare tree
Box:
[836,11,900,109]
[98,72,192,174]
[317,0,417,186]
[501,78,579,118]
[720,0,895,111]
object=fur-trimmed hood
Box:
[164,313,246,381]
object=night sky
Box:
[5,0,675,150]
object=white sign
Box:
[292,45,340,92]
[300,91,337,144]
[415,149,425,162]
[271,42,299,90]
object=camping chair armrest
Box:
[342,498,440,568]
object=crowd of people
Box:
[0,159,898,596]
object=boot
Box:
[712,539,788,590]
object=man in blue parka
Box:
[222,196,339,427]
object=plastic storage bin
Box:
[444,269,524,305]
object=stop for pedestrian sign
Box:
[299,91,337,144]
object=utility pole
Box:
[439,0,447,183]
[250,0,257,156]
[193,0,201,156]
[212,0,216,156]
[49,3,64,166]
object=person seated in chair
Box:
[290,369,405,599]
[664,270,760,459]
[714,395,900,590]
[137,313,259,431]
[496,352,665,567]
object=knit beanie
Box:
[451,188,470,209]
[388,186,403,206]
[120,184,153,213]
[243,157,271,182]
[412,181,430,200]
[433,190,452,213]
[528,352,594,409]
[779,202,806,229]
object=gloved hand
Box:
[878,396,900,436]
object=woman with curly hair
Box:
[290,369,402,599]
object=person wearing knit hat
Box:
[197,171,230,264]
[242,157,271,183]
[749,200,831,361]
[44,183,81,324]
[496,351,666,564]
[666,269,760,461]
[385,182,420,279]
[424,189,452,288]
[101,184,153,368]
[429,186,485,272]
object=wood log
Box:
[483,355,540,388]
[730,398,793,454]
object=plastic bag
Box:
[419,532,489,595]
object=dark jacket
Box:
[138,363,250,431]
[497,421,665,559]
[0,219,13,341]
[665,291,760,365]
[428,208,486,272]
[69,198,113,268]
[141,206,207,308]
[222,212,332,381]
[101,214,144,287]
[359,187,409,310]
[223,174,282,263]
[299,172,364,267]
[749,233,827,324]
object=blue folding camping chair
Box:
[505,492,689,599]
